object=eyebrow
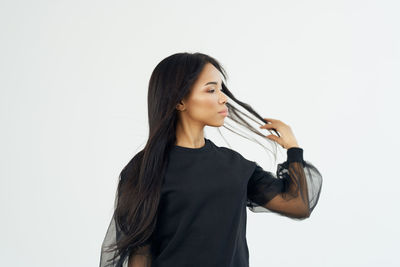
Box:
[204,80,223,86]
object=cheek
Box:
[190,96,218,117]
[203,97,217,109]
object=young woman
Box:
[99,52,323,267]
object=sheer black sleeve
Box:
[99,213,152,267]
[246,147,323,220]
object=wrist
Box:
[287,144,300,149]
[287,147,304,164]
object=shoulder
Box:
[209,140,257,171]
[218,146,246,160]
[208,139,240,157]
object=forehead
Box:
[196,63,224,85]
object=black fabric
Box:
[99,138,323,267]
[246,147,323,216]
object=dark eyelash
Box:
[208,88,223,93]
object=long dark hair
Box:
[100,52,280,266]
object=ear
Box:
[176,100,186,111]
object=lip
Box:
[218,109,229,116]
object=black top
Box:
[100,138,323,267]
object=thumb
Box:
[266,135,278,142]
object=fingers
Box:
[262,118,286,127]
[259,124,275,129]
[260,118,272,128]
[260,118,276,128]
[260,118,285,132]
[263,117,278,122]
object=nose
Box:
[219,91,228,104]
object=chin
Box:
[207,120,225,127]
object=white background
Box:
[1,0,399,266]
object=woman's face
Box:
[176,63,229,127]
